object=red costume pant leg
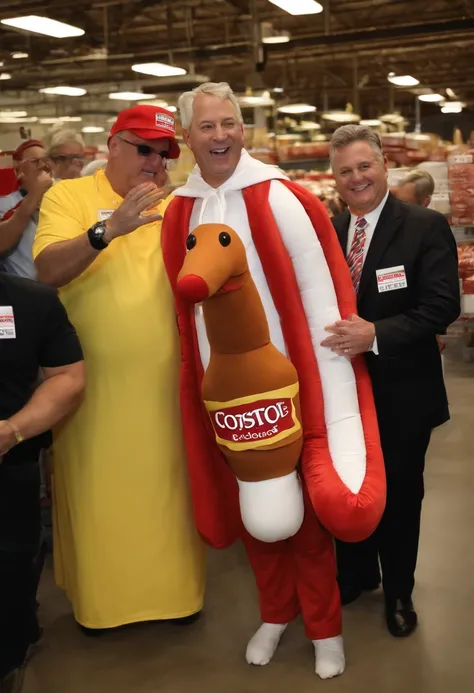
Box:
[242,484,341,640]
[242,530,299,626]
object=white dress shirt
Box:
[346,191,390,259]
[346,191,390,355]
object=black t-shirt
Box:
[0,272,83,464]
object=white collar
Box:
[349,190,389,227]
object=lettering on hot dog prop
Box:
[176,223,304,541]
[207,383,300,454]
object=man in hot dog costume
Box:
[161,82,386,679]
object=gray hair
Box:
[330,124,384,165]
[47,127,85,156]
[178,82,243,130]
[398,169,435,204]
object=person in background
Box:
[324,125,460,637]
[46,129,85,181]
[0,271,85,693]
[0,140,52,280]
[32,104,205,636]
[394,169,435,208]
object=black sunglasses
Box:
[116,135,169,160]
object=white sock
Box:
[313,635,345,679]
[246,623,288,666]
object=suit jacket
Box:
[332,194,460,446]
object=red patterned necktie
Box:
[347,216,367,293]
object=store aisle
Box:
[24,360,474,693]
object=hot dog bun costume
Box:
[162,150,386,673]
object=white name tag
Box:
[98,209,115,221]
[376,265,408,293]
[0,305,16,339]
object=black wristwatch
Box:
[87,221,109,251]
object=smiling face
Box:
[182,94,245,188]
[332,140,388,215]
[107,130,169,196]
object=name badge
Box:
[376,265,408,293]
[98,209,115,221]
[0,306,16,339]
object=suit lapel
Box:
[357,194,404,302]
[332,210,350,253]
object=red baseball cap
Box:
[109,104,180,159]
[12,139,45,161]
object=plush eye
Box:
[186,234,196,250]
[219,232,231,247]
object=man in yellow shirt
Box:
[33,105,205,634]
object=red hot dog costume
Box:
[162,151,385,665]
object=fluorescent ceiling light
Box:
[131,62,187,77]
[0,110,27,117]
[167,106,177,113]
[387,74,419,87]
[0,116,38,123]
[418,93,444,103]
[60,116,82,122]
[278,103,317,114]
[298,121,321,130]
[273,87,284,93]
[441,101,465,114]
[40,86,87,96]
[321,111,360,123]
[268,0,323,15]
[360,119,382,126]
[446,88,456,99]
[262,31,290,44]
[12,52,28,59]
[1,16,84,38]
[239,92,275,107]
[109,91,156,101]
[0,73,12,80]
[82,126,105,134]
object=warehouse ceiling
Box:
[0,0,473,124]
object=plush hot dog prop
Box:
[177,223,305,542]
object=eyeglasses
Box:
[116,135,169,161]
[50,154,85,164]
[23,157,48,168]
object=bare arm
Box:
[0,361,86,458]
[35,234,100,288]
[0,194,39,254]
[35,182,165,288]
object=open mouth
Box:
[210,147,230,158]
[351,183,371,193]
[141,170,156,178]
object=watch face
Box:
[94,222,106,238]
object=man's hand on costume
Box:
[321,314,376,357]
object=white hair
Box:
[178,82,243,130]
[47,127,85,156]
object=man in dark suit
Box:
[322,125,460,637]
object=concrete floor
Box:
[25,358,474,693]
